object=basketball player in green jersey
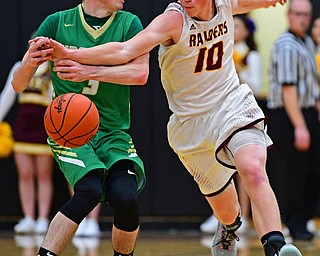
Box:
[42,0,303,255]
[11,1,149,256]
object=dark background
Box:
[0,0,210,228]
[0,0,319,228]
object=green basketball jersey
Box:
[36,4,143,131]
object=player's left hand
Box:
[49,39,70,62]
[27,37,53,66]
[53,59,94,82]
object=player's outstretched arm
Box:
[53,53,149,85]
[50,11,182,66]
[49,38,128,65]
[233,0,287,14]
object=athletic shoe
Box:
[14,234,37,248]
[34,218,49,234]
[75,218,101,237]
[211,220,240,256]
[85,219,101,237]
[14,216,35,234]
[72,237,101,254]
[200,236,214,248]
[34,234,45,247]
[72,237,87,254]
[282,226,290,237]
[278,244,302,256]
[200,215,219,234]
[75,218,88,237]
[237,218,249,234]
[283,220,317,239]
[307,219,319,234]
[291,230,314,241]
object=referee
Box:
[267,0,320,241]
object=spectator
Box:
[311,14,320,76]
[0,59,54,234]
[267,0,320,241]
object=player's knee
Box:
[75,180,103,204]
[61,171,103,224]
[74,171,103,203]
[240,168,268,194]
[110,185,139,231]
[110,187,138,214]
[106,160,139,231]
[216,209,240,225]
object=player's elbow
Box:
[11,81,25,92]
[135,68,149,85]
[131,53,150,85]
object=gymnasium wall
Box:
[251,5,288,98]
[0,0,319,224]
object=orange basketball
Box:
[44,93,99,148]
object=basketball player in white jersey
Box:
[41,0,302,255]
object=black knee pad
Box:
[60,170,103,224]
[106,160,140,231]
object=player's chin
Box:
[117,1,124,9]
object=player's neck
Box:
[193,2,216,21]
[81,2,113,18]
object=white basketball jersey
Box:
[158,0,240,121]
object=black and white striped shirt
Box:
[267,31,319,109]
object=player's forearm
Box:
[71,42,130,66]
[282,86,307,129]
[54,53,149,85]
[90,65,148,85]
[89,54,149,85]
[11,62,37,92]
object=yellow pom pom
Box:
[0,122,12,136]
[0,122,14,158]
[316,53,320,76]
[233,50,243,65]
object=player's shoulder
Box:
[115,10,139,20]
[165,2,185,12]
[114,10,143,28]
[41,11,60,25]
[44,6,77,24]
[59,5,79,15]
[161,2,185,23]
